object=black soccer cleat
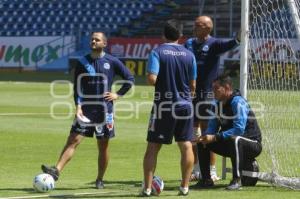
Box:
[190,178,214,189]
[226,178,242,190]
[41,164,59,181]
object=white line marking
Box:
[0,190,128,199]
[0,113,71,116]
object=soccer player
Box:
[141,19,197,196]
[193,75,262,190]
[41,32,134,189]
[185,15,240,182]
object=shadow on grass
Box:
[48,193,137,198]
[0,71,147,85]
[0,186,83,193]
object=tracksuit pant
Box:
[197,136,262,179]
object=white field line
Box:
[0,190,130,199]
[0,113,70,116]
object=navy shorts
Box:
[193,96,214,122]
[70,107,115,139]
[147,107,193,144]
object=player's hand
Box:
[192,136,203,144]
[198,135,216,145]
[76,106,91,123]
[104,92,119,101]
[76,105,83,118]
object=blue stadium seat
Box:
[42,30,49,36]
[143,2,154,12]
[86,10,92,16]
[33,30,39,36]
[75,2,82,9]
[90,16,97,23]
[42,24,47,30]
[8,3,14,10]
[118,17,130,26]
[32,23,37,30]
[102,10,109,16]
[78,23,84,29]
[30,3,40,10]
[66,2,73,9]
[6,31,13,36]
[21,10,27,16]
[7,17,14,23]
[73,16,79,23]
[18,2,28,10]
[85,2,92,9]
[27,16,33,23]
[12,10,18,16]
[3,24,9,30]
[77,10,83,16]
[1,0,155,36]
[45,16,52,23]
[24,30,31,36]
[67,10,73,15]
[94,2,101,9]
[25,23,32,30]
[51,23,57,29]
[81,16,88,23]
[38,3,44,10]
[15,31,21,36]
[117,9,126,16]
[12,24,18,30]
[55,16,61,23]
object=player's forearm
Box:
[189,80,196,98]
[117,79,134,96]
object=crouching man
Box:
[193,75,262,190]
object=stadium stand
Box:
[0,0,168,37]
[0,0,245,38]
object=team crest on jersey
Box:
[202,45,209,52]
[103,63,110,70]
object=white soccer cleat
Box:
[210,166,221,182]
[190,171,202,181]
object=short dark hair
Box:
[213,75,233,87]
[91,31,107,42]
[163,19,183,41]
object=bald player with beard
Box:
[185,16,240,184]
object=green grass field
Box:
[0,72,299,198]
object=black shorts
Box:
[147,107,193,144]
[70,108,115,139]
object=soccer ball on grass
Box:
[151,176,164,195]
[33,173,55,192]
[142,175,164,196]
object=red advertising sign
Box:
[108,38,162,59]
[107,37,187,59]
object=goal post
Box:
[240,0,249,98]
[240,0,300,190]
[287,0,300,39]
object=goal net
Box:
[246,0,300,189]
